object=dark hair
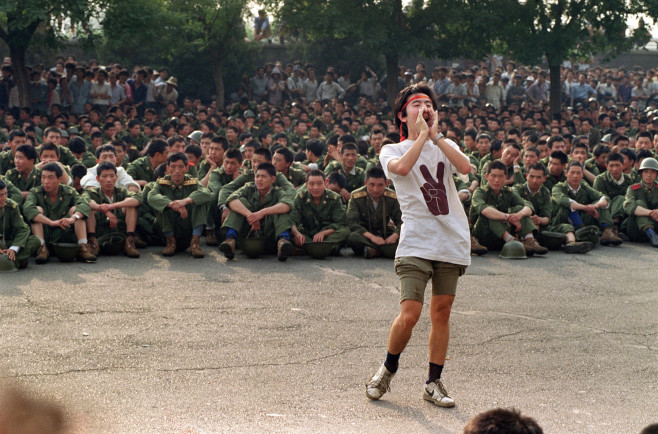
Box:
[306,139,324,158]
[71,164,87,179]
[636,149,654,161]
[524,146,540,157]
[526,162,547,176]
[184,144,203,159]
[167,152,188,166]
[326,171,346,189]
[42,162,63,178]
[225,148,243,163]
[68,137,87,154]
[463,408,543,434]
[8,130,27,142]
[619,147,636,163]
[255,162,276,177]
[274,147,294,163]
[566,160,584,171]
[340,143,358,155]
[154,163,167,178]
[211,136,229,150]
[146,139,169,157]
[96,144,117,158]
[549,150,569,165]
[167,135,186,148]
[253,147,272,161]
[547,135,565,149]
[366,167,386,180]
[605,152,624,164]
[487,160,507,174]
[97,161,117,176]
[0,179,6,190]
[16,144,38,162]
[306,169,325,181]
[338,134,356,145]
[393,83,438,139]
[244,140,261,149]
[592,144,611,158]
[571,141,588,153]
[39,142,60,157]
[110,139,127,151]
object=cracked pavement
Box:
[0,243,655,433]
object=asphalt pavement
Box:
[0,242,656,433]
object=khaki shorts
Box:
[394,256,467,303]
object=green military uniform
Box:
[622,181,658,241]
[207,167,236,229]
[0,175,25,205]
[218,170,295,207]
[197,159,214,180]
[346,186,402,256]
[629,168,641,184]
[127,156,158,184]
[23,185,91,244]
[289,133,308,150]
[222,182,293,251]
[290,186,349,248]
[592,171,634,221]
[468,150,485,169]
[550,181,613,234]
[136,181,163,245]
[324,163,366,192]
[480,160,525,187]
[82,187,142,237]
[583,158,601,185]
[35,144,78,167]
[324,157,368,175]
[477,153,494,175]
[471,185,537,250]
[147,175,211,248]
[544,173,566,193]
[4,167,42,193]
[512,182,553,232]
[0,150,16,174]
[283,166,307,188]
[0,198,40,267]
[77,150,98,168]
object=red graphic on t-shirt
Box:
[419,163,449,215]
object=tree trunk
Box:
[213,59,225,110]
[10,45,30,109]
[548,62,562,116]
[385,53,399,108]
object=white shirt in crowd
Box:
[380,138,471,266]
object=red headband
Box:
[398,94,431,141]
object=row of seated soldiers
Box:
[0,127,402,266]
[460,130,658,254]
[1,125,658,268]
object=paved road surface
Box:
[0,242,656,433]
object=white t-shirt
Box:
[380,139,471,266]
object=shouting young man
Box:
[366,83,472,407]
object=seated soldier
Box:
[479,140,524,187]
[136,163,167,246]
[70,164,87,193]
[477,138,503,176]
[622,157,658,247]
[0,180,40,269]
[68,137,97,168]
[593,152,634,235]
[208,148,243,231]
[198,135,227,182]
[80,144,140,192]
[23,162,96,263]
[83,162,141,258]
[325,171,347,202]
[551,161,623,247]
[584,144,610,176]
[346,167,402,258]
[147,152,211,258]
[544,150,568,192]
[513,163,553,234]
[324,143,366,201]
[300,139,325,172]
[36,143,71,186]
[3,145,40,201]
[290,170,349,255]
[471,161,547,255]
[0,130,28,175]
[127,138,170,188]
[272,146,306,188]
[570,141,598,185]
[219,163,294,261]
[37,126,78,167]
[217,147,295,211]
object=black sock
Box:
[88,232,96,238]
[426,362,444,384]
[384,351,401,373]
[127,232,136,237]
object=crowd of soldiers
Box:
[1,57,658,270]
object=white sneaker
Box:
[365,364,395,400]
[423,379,455,407]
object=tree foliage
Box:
[0,0,106,106]
[494,0,658,113]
